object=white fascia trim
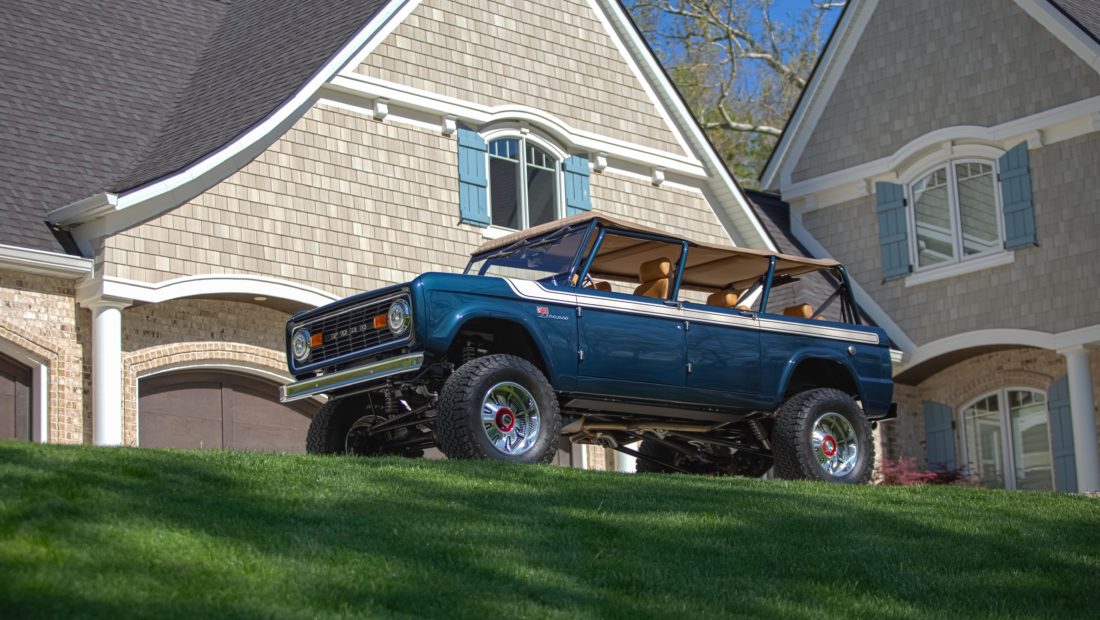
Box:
[48,192,118,226]
[50,0,421,240]
[898,324,1100,374]
[77,274,339,309]
[1014,0,1100,74]
[788,206,916,355]
[323,77,707,178]
[0,243,93,278]
[592,0,774,251]
[783,96,1100,204]
[760,0,878,190]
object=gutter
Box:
[0,243,94,279]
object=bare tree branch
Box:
[626,0,842,183]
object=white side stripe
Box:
[502,278,881,345]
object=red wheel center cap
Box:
[822,435,837,458]
[495,408,515,433]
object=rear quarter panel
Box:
[758,317,893,416]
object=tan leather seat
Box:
[593,280,612,292]
[706,289,740,308]
[633,257,671,299]
[783,304,814,319]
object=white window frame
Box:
[481,129,566,233]
[957,386,1052,491]
[905,157,1006,272]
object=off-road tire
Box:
[634,439,772,477]
[436,354,561,463]
[306,398,423,457]
[772,388,873,483]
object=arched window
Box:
[960,388,1052,490]
[488,137,560,230]
[908,159,1002,270]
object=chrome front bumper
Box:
[280,352,424,402]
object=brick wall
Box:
[356,0,687,157]
[119,298,292,446]
[792,0,1100,182]
[803,132,1100,345]
[0,269,85,443]
[881,347,1100,472]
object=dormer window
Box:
[456,127,592,231]
[910,160,1002,269]
[488,138,560,230]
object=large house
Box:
[1,0,775,467]
[5,0,1098,492]
[760,0,1100,492]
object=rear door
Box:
[682,303,761,405]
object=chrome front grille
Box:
[299,294,408,366]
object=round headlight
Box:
[387,300,410,336]
[291,329,311,362]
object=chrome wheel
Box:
[481,382,541,456]
[812,412,858,477]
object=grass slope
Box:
[1,442,1098,619]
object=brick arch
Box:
[952,372,1056,411]
[123,342,288,446]
[915,347,1064,410]
[0,318,83,443]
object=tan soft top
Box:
[473,212,839,291]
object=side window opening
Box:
[577,230,685,300]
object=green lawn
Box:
[1,442,1097,619]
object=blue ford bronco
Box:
[281,213,895,482]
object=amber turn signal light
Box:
[373,315,388,329]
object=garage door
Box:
[0,352,32,441]
[139,371,314,452]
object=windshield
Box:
[465,227,588,283]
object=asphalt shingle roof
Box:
[1051,0,1100,44]
[744,190,872,326]
[1,0,387,253]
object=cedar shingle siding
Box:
[792,0,1100,183]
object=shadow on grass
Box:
[1,442,1098,619]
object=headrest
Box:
[706,289,740,308]
[783,304,814,319]
[638,257,671,282]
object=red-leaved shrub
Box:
[877,456,937,485]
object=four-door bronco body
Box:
[281,213,896,482]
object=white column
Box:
[1062,346,1100,493]
[615,442,638,473]
[90,299,130,446]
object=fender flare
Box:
[777,348,864,403]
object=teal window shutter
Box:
[999,142,1036,249]
[457,127,489,227]
[1048,375,1077,492]
[875,181,910,279]
[923,401,956,471]
[563,155,591,216]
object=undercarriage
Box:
[324,365,776,476]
